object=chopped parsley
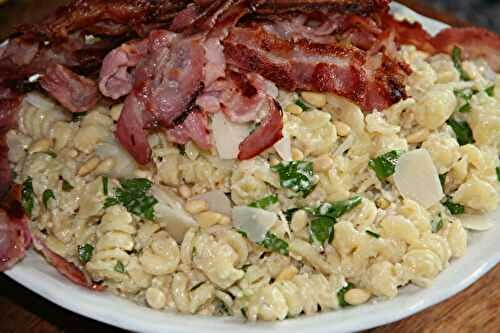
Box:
[442,196,465,215]
[42,189,55,209]
[337,282,354,307]
[314,196,362,219]
[295,98,312,111]
[104,178,158,220]
[45,151,58,158]
[447,118,474,146]
[272,161,316,198]
[309,216,335,246]
[249,194,278,210]
[454,89,477,114]
[431,214,444,233]
[368,150,403,180]
[21,177,34,216]
[259,232,289,256]
[485,85,495,97]
[62,179,74,192]
[496,166,500,182]
[102,176,109,196]
[452,46,471,81]
[78,244,94,263]
[366,230,380,238]
[114,260,126,273]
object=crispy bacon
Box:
[33,236,105,291]
[40,64,99,113]
[167,110,212,150]
[255,0,389,15]
[0,208,31,272]
[432,27,500,72]
[238,98,283,160]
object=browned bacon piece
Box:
[255,0,390,15]
[432,27,500,72]
[238,98,284,160]
[40,64,99,113]
[33,236,105,291]
[0,208,31,272]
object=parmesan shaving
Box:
[459,214,494,231]
[211,113,251,159]
[232,206,277,243]
[394,149,444,208]
[193,190,232,216]
[274,134,292,161]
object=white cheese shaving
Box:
[459,214,494,231]
[232,206,277,243]
[193,190,232,216]
[25,92,55,111]
[274,134,292,161]
[152,185,197,243]
[394,149,444,208]
[211,113,251,160]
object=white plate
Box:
[4,3,500,333]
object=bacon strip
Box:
[0,209,31,272]
[255,0,390,15]
[40,64,99,113]
[167,110,212,150]
[238,98,283,160]
[33,236,105,291]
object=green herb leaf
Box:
[446,118,474,146]
[368,150,403,180]
[442,196,465,215]
[431,214,443,233]
[259,232,289,256]
[105,178,158,220]
[315,196,362,219]
[337,282,354,307]
[309,216,335,246]
[366,230,380,238]
[272,161,316,197]
[452,46,471,81]
[72,112,87,122]
[496,166,500,182]
[295,99,311,111]
[21,177,34,216]
[458,103,472,113]
[42,189,55,209]
[62,179,74,192]
[439,173,447,188]
[45,151,57,158]
[485,85,495,97]
[249,194,278,209]
[114,260,126,273]
[78,244,94,263]
[102,176,109,196]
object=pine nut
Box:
[407,128,429,144]
[313,155,334,172]
[344,288,371,305]
[179,185,192,199]
[28,138,52,154]
[78,157,101,176]
[145,287,166,310]
[219,215,231,225]
[291,210,308,232]
[285,104,303,115]
[94,157,115,174]
[110,103,124,121]
[291,148,304,161]
[196,211,223,228]
[375,197,390,209]
[301,92,327,108]
[185,199,209,214]
[276,265,298,282]
[270,157,280,166]
[334,121,351,137]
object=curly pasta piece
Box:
[171,272,215,314]
[139,230,180,275]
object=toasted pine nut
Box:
[334,121,351,137]
[219,215,231,225]
[344,288,371,305]
[29,138,52,154]
[145,287,166,310]
[276,265,298,282]
[94,157,115,174]
[291,148,304,161]
[185,199,209,214]
[291,210,308,232]
[196,211,223,228]
[179,185,192,199]
[407,128,430,144]
[270,157,280,166]
[375,197,390,209]
[110,104,124,121]
[78,157,101,176]
[301,92,327,108]
[285,104,303,115]
[313,155,334,172]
